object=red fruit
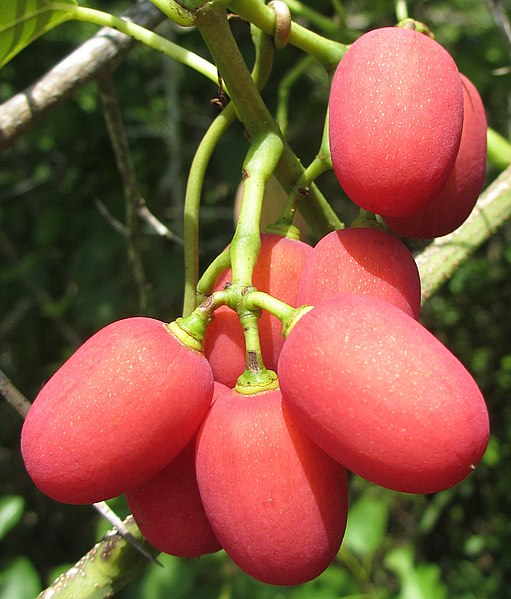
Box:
[195,387,348,585]
[278,294,489,494]
[384,74,487,238]
[296,227,421,319]
[329,27,464,217]
[21,317,213,504]
[204,233,312,387]
[128,443,221,558]
[126,381,228,559]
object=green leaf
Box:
[0,0,77,69]
[344,492,389,559]
[0,556,42,599]
[0,495,25,542]
[385,545,448,599]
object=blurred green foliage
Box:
[1,0,511,597]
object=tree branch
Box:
[37,515,159,599]
[0,1,165,154]
[416,165,511,303]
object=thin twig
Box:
[97,72,149,312]
[93,197,128,236]
[93,502,162,566]
[0,369,31,418]
[0,232,82,347]
[0,1,165,153]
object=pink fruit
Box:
[329,27,464,217]
[278,294,489,494]
[204,233,312,387]
[296,227,421,319]
[126,382,228,558]
[21,317,213,504]
[195,386,348,585]
[384,74,487,238]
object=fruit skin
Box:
[126,381,228,558]
[329,27,464,217]
[21,317,214,504]
[296,227,421,319]
[278,294,489,494]
[195,386,348,585]
[384,74,487,238]
[204,233,312,387]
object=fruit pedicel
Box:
[21,21,489,587]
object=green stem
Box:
[245,290,296,324]
[196,247,232,299]
[231,133,284,285]
[395,0,409,22]
[227,0,348,72]
[487,127,511,170]
[277,108,341,229]
[146,0,196,26]
[416,164,511,303]
[196,3,342,237]
[72,6,219,86]
[276,54,316,135]
[235,310,279,395]
[172,289,230,350]
[182,27,275,316]
[182,104,237,316]
[285,0,341,36]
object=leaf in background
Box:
[0,0,77,69]
[385,545,448,599]
[343,492,389,559]
[0,556,42,599]
[0,495,25,542]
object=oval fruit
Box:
[296,227,421,319]
[21,317,213,504]
[126,382,228,558]
[278,294,489,494]
[384,74,487,238]
[329,27,464,217]
[204,233,312,387]
[195,387,348,585]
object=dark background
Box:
[1,1,511,597]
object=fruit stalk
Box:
[227,0,348,71]
[195,3,343,236]
[231,132,284,286]
[182,27,275,316]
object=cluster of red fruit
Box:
[20,25,489,587]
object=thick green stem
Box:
[395,0,409,22]
[196,247,232,299]
[227,0,348,72]
[416,164,511,303]
[231,133,284,285]
[72,6,218,86]
[245,290,296,325]
[235,310,279,395]
[38,516,158,598]
[196,3,342,237]
[182,26,275,316]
